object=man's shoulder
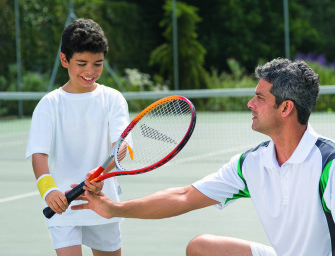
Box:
[234,140,272,171]
[315,137,335,169]
[241,140,271,159]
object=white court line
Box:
[167,144,255,166]
[0,191,38,203]
[0,141,27,147]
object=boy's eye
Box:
[76,63,102,67]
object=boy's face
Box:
[60,52,104,93]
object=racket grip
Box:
[43,181,86,219]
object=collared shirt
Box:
[193,125,335,256]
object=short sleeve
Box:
[192,153,247,209]
[108,92,129,143]
[322,160,335,219]
[26,99,53,161]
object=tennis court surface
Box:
[1,111,334,255]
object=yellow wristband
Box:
[37,174,58,199]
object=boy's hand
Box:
[45,190,68,215]
[84,179,104,194]
[85,168,104,194]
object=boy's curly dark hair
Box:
[61,18,108,62]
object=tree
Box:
[149,0,207,90]
[182,0,323,72]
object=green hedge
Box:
[1,59,335,117]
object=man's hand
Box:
[71,191,116,219]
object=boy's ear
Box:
[60,53,69,68]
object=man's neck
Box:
[272,124,307,167]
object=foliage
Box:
[303,62,335,112]
[124,68,169,92]
[149,0,207,90]
[98,66,169,93]
[1,0,334,85]
[98,67,169,111]
[202,59,257,111]
[294,53,335,112]
[2,0,335,116]
[0,64,49,116]
[294,0,335,62]
[195,58,335,112]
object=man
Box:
[72,58,335,256]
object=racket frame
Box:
[94,96,196,179]
[43,95,196,219]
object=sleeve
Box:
[108,92,130,143]
[192,153,247,209]
[26,98,53,161]
[322,160,335,220]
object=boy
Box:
[26,19,129,256]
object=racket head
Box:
[99,96,196,179]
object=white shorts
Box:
[49,222,121,252]
[250,242,277,256]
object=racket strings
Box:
[116,99,192,171]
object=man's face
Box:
[247,78,282,136]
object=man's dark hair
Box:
[255,58,320,125]
[61,18,108,62]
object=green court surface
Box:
[1,111,334,255]
[0,159,270,256]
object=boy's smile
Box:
[60,52,104,93]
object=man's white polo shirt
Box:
[193,125,335,256]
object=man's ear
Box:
[60,53,69,68]
[281,100,295,118]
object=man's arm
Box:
[71,185,219,219]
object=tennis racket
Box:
[43,95,196,218]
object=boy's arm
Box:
[102,142,117,174]
[32,153,68,215]
[84,142,117,193]
[32,153,50,179]
[85,142,117,182]
[72,185,219,219]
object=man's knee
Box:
[186,234,212,256]
[186,234,253,256]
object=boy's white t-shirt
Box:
[26,84,129,227]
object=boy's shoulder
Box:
[98,84,125,101]
[99,83,121,94]
[38,88,61,104]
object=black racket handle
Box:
[43,181,86,219]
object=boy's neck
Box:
[62,82,98,93]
